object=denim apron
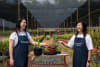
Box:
[13,32,29,67]
[73,37,88,67]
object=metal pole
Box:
[67,19,69,28]
[70,16,72,32]
[64,21,66,34]
[70,16,74,33]
[18,0,20,18]
[37,23,38,35]
[27,8,29,29]
[77,8,79,22]
[88,0,91,32]
[3,19,5,32]
[99,17,100,32]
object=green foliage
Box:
[37,39,40,48]
[42,47,48,52]
[0,40,9,52]
[53,34,72,42]
[56,46,62,51]
[45,35,51,40]
[34,39,41,48]
[90,33,100,47]
[33,35,44,42]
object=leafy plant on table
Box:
[34,39,41,48]
[33,39,43,56]
[34,35,44,42]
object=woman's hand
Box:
[10,58,14,66]
[86,61,90,67]
[58,40,68,47]
[40,43,47,46]
[57,41,63,45]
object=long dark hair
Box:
[15,17,27,33]
[75,21,87,37]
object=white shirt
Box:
[9,32,31,47]
[68,34,93,50]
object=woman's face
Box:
[20,19,27,30]
[76,22,83,33]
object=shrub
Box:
[45,35,51,40]
[90,33,100,47]
[0,40,9,52]
[53,34,72,42]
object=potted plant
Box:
[47,45,57,55]
[33,40,42,56]
[42,42,58,55]
[34,35,44,42]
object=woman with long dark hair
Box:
[58,21,93,67]
[9,17,46,67]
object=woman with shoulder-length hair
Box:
[58,21,93,67]
[9,17,46,67]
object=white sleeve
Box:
[86,34,93,50]
[27,32,32,40]
[9,32,18,47]
[9,32,16,41]
[68,35,75,48]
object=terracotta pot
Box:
[43,45,57,55]
[47,47,56,54]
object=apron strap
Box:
[16,31,28,38]
[25,32,28,40]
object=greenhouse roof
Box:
[0,0,100,28]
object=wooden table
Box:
[28,54,70,67]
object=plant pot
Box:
[47,47,56,54]
[56,51,61,54]
[34,48,42,56]
[42,45,60,55]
